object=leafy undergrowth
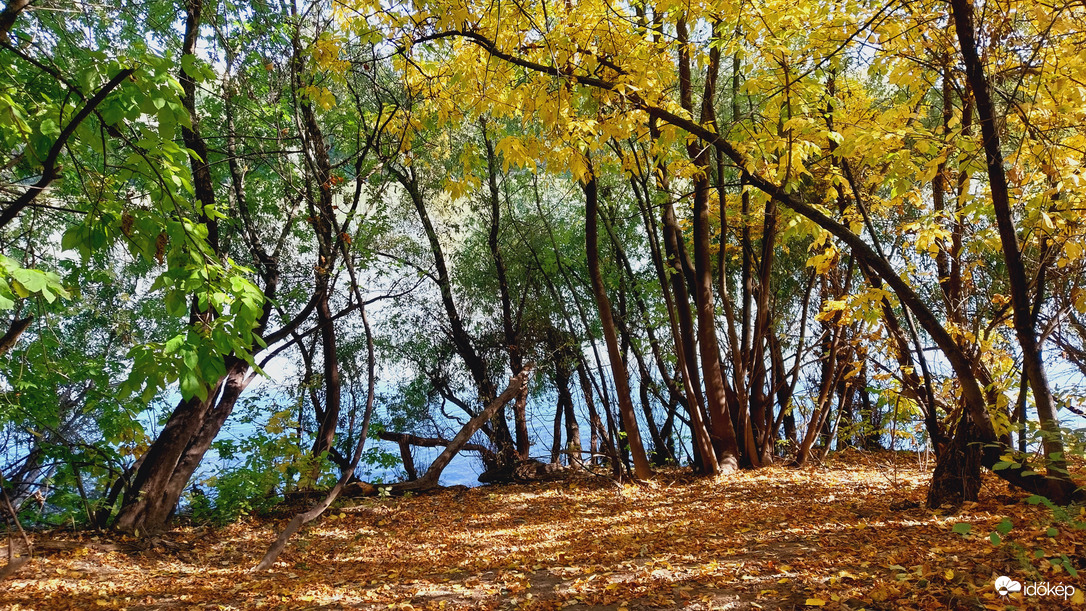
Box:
[6,451,1086,610]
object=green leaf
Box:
[951,523,972,536]
[100,100,125,125]
[39,117,61,138]
[182,349,198,371]
[179,370,206,401]
[164,290,188,317]
[164,334,184,354]
[61,227,83,252]
[990,532,1001,545]
[10,268,49,293]
[181,54,199,79]
[198,351,226,382]
[996,518,1014,535]
[1026,495,1053,507]
[1047,527,1059,537]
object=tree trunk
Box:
[395,169,519,465]
[394,369,533,492]
[927,411,982,508]
[950,0,1075,502]
[481,122,530,460]
[582,171,653,480]
[677,16,741,471]
[114,366,237,533]
[114,0,232,533]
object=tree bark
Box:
[949,0,1074,501]
[582,171,653,480]
[0,316,32,357]
[677,16,741,471]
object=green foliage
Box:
[0,255,70,309]
[952,495,1086,580]
[190,409,334,525]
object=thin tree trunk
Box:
[394,169,519,463]
[481,122,530,460]
[678,16,741,471]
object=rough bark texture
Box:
[927,412,982,508]
[0,0,31,43]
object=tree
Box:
[385,0,1086,501]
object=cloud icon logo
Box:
[995,576,1022,596]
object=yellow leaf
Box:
[944,569,954,580]
[1040,211,1056,233]
[805,599,826,606]
[1073,287,1086,314]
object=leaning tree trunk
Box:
[255,301,379,571]
[395,168,519,466]
[394,369,534,492]
[950,0,1075,503]
[113,0,229,534]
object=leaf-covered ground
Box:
[6,451,1085,610]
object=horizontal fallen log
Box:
[478,459,570,484]
[376,431,494,456]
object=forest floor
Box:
[4,450,1086,610]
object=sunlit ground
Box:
[5,451,1084,610]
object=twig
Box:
[253,296,379,571]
